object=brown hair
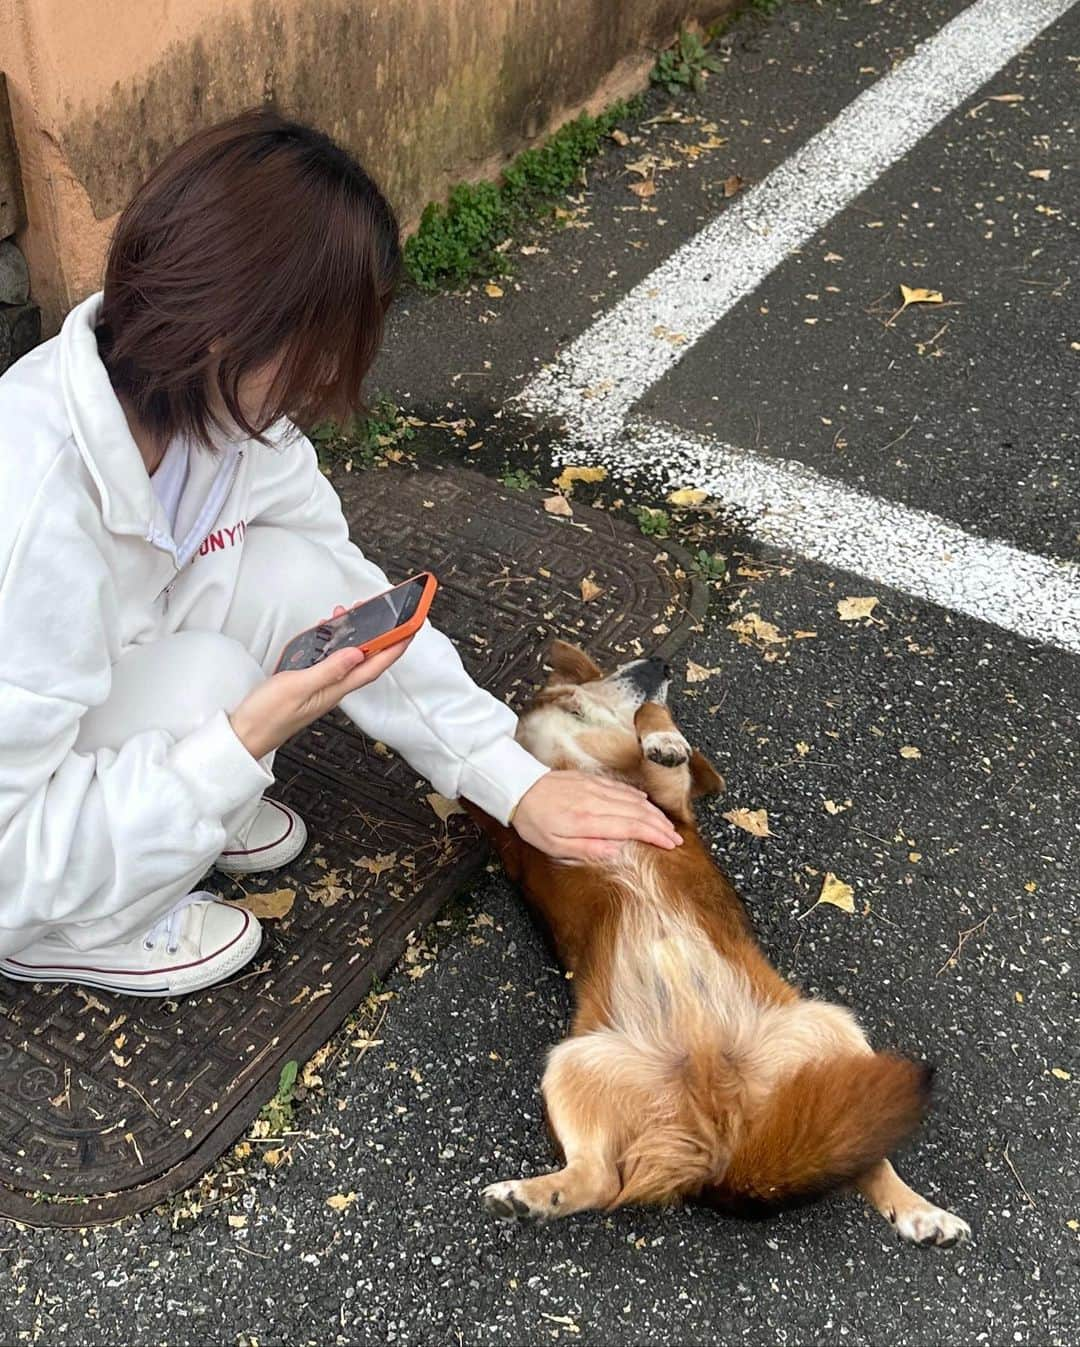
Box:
[97,108,401,446]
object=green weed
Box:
[404,101,638,290]
[650,29,725,97]
[308,395,415,468]
[259,1059,299,1135]
[500,466,539,490]
[689,548,728,582]
[635,506,672,538]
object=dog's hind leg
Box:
[856,1159,971,1248]
[482,1034,632,1222]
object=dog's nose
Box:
[624,656,671,700]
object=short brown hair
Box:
[97,108,401,446]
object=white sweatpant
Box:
[71,524,377,944]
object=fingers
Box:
[566,810,680,850]
[327,636,414,698]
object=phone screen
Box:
[276,576,428,671]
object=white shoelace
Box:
[143,892,205,955]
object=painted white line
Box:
[521,0,1079,441]
[630,421,1080,654]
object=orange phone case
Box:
[274,571,438,672]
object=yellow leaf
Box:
[263,1147,286,1168]
[1067,1219,1079,1231]
[233,887,296,920]
[227,1214,248,1229]
[899,745,922,760]
[309,869,347,907]
[484,282,504,298]
[795,741,810,757]
[579,576,603,603]
[1028,168,1051,180]
[888,284,946,325]
[728,613,786,648]
[629,177,656,199]
[553,465,607,493]
[800,872,855,919]
[1051,1067,1072,1081]
[1024,880,1037,893]
[723,807,771,838]
[543,495,573,517]
[427,792,466,824]
[823,798,851,815]
[685,659,718,683]
[357,851,397,880]
[667,487,709,508]
[837,596,879,621]
[610,128,630,146]
[326,1192,357,1212]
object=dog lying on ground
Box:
[467,641,970,1247]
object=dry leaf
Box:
[326,1192,357,1212]
[543,495,573,517]
[837,596,879,621]
[427,792,465,824]
[484,282,504,298]
[667,487,709,508]
[723,174,745,198]
[795,741,810,757]
[823,799,852,815]
[723,807,771,838]
[233,888,296,920]
[611,128,630,146]
[1028,168,1051,180]
[728,613,786,648]
[263,1147,286,1168]
[357,851,397,880]
[625,156,655,177]
[227,1214,248,1229]
[989,92,1024,102]
[553,465,607,493]
[310,868,348,907]
[888,284,945,325]
[899,745,922,760]
[629,177,656,199]
[1051,1067,1072,1081]
[685,659,717,683]
[580,576,603,602]
[800,872,855,919]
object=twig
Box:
[936,914,990,976]
[1002,1141,1037,1208]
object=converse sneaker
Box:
[0,893,263,997]
[218,799,307,875]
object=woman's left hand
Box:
[511,769,683,863]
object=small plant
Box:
[259,1059,299,1135]
[404,101,638,290]
[308,395,415,467]
[651,29,724,97]
[500,466,539,490]
[749,0,784,15]
[635,505,672,538]
[689,549,727,582]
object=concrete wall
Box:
[0,0,731,332]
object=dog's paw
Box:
[482,1179,549,1222]
[642,729,691,768]
[891,1201,971,1249]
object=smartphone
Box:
[274,572,438,673]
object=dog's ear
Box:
[461,799,524,881]
[547,639,603,685]
[689,750,724,798]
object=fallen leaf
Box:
[554,465,607,493]
[837,595,879,621]
[823,799,852,815]
[1024,880,1037,893]
[795,741,810,757]
[888,283,945,325]
[580,576,603,602]
[1028,168,1051,180]
[685,659,718,683]
[543,495,573,517]
[263,1147,286,1168]
[723,807,771,838]
[610,128,630,146]
[326,1192,357,1213]
[989,92,1024,102]
[628,177,656,199]
[233,887,296,920]
[899,745,922,760]
[1068,1219,1079,1231]
[667,487,709,508]
[357,851,397,880]
[800,872,855,920]
[723,174,745,198]
[624,156,656,177]
[484,282,504,298]
[309,869,348,907]
[427,792,466,824]
[728,613,786,649]
[227,1214,248,1229]
[1051,1067,1072,1081]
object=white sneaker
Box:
[0,893,263,997]
[217,799,307,875]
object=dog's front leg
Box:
[855,1159,971,1247]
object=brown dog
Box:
[468,641,969,1246]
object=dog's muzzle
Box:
[612,656,672,705]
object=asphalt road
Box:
[6,1,1079,1344]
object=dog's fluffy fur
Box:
[468,642,969,1247]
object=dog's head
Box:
[515,640,723,811]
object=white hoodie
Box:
[0,293,548,956]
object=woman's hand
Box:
[230,627,411,760]
[511,769,683,862]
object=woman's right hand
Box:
[229,633,411,761]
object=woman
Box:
[0,110,680,997]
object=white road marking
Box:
[633,421,1080,655]
[517,0,1080,654]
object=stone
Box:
[0,240,29,305]
[0,302,41,371]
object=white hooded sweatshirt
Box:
[0,293,548,956]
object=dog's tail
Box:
[710,1051,933,1216]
